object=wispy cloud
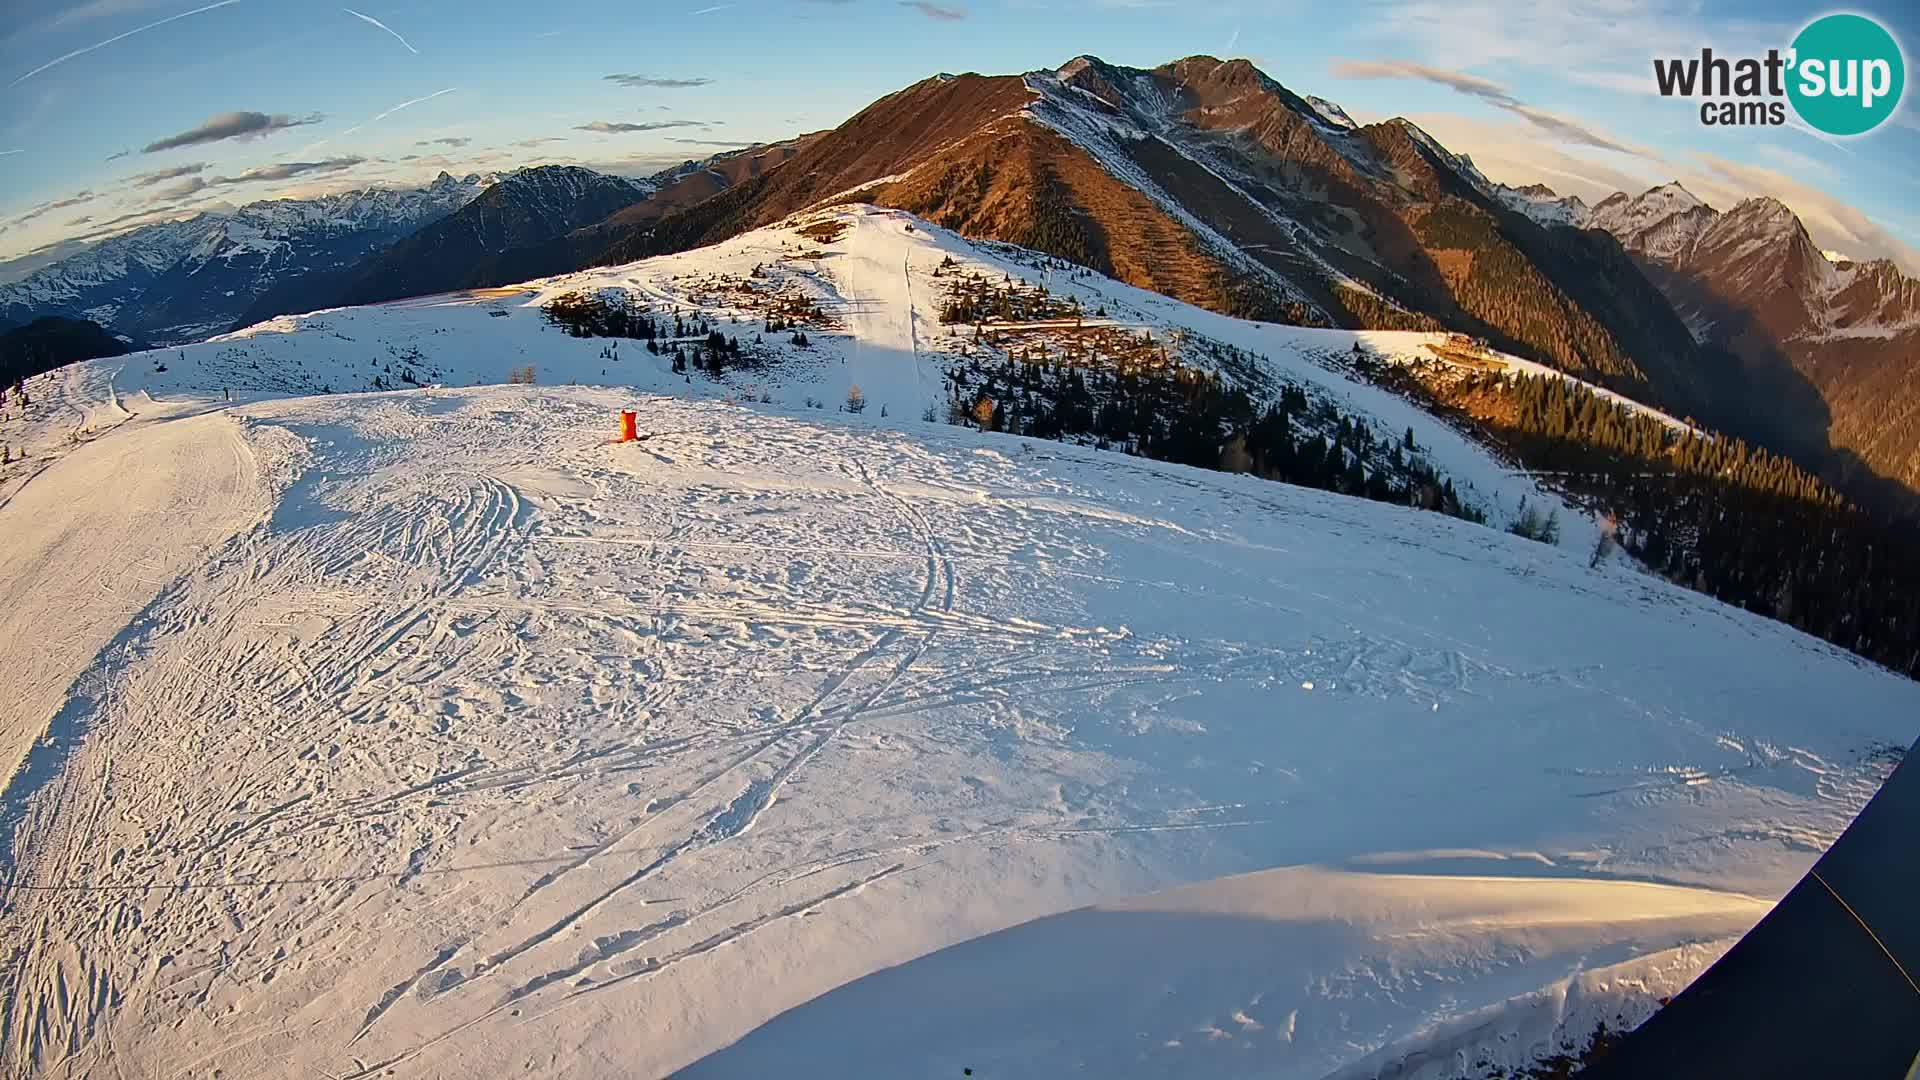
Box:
[214,156,368,185]
[398,151,507,170]
[129,162,209,187]
[1502,104,1649,156]
[1334,58,1510,103]
[605,73,714,88]
[1560,69,1655,96]
[146,155,370,202]
[689,3,733,12]
[1398,105,1920,274]
[668,137,754,147]
[342,6,417,54]
[1688,152,1920,273]
[416,136,470,148]
[576,120,708,134]
[49,0,174,26]
[1358,0,1787,74]
[6,191,98,228]
[1391,112,1657,203]
[143,110,322,153]
[899,1,964,18]
[1753,143,1834,179]
[59,202,217,245]
[10,0,243,87]
[150,176,207,200]
[1331,58,1652,157]
[0,149,24,157]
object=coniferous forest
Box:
[1394,363,1920,676]
[547,269,1920,679]
[928,263,1491,527]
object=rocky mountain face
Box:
[593,139,817,235]
[0,173,491,346]
[333,166,652,308]
[394,139,824,296]
[1495,183,1591,228]
[1586,183,1920,504]
[588,55,1722,416]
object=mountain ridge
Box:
[0,172,494,346]
[581,54,1723,424]
[1580,180,1920,505]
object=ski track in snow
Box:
[0,207,1913,1078]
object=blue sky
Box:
[2,0,1917,270]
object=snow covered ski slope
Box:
[1,381,1915,1078]
[0,206,1916,1078]
[87,205,1698,546]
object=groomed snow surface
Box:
[1,207,1916,1079]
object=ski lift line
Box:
[1809,867,1920,998]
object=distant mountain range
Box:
[0,173,494,345]
[6,53,1917,511]
[1522,181,1920,506]
[330,141,814,312]
[0,149,817,347]
[220,165,657,326]
[563,55,1919,513]
[583,56,1726,428]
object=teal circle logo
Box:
[1787,13,1905,135]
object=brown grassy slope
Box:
[730,74,1039,225]
[872,120,1299,320]
[593,72,1295,320]
[595,137,823,234]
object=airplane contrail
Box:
[10,0,244,87]
[306,85,457,150]
[343,7,418,54]
[691,4,735,13]
[357,85,456,131]
[0,149,25,157]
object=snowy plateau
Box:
[0,206,1915,1079]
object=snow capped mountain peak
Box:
[1720,195,1799,231]
[1588,182,1719,262]
[1644,180,1705,209]
[1055,54,1105,81]
[1042,54,1167,117]
[1495,182,1593,228]
[1384,117,1496,196]
[480,165,652,215]
[1302,94,1357,131]
[0,173,496,344]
